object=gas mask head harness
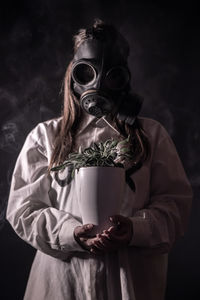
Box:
[71,33,142,125]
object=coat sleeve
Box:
[129,126,193,253]
[6,128,85,260]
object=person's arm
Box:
[129,128,193,254]
[6,126,87,260]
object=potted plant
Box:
[51,136,133,234]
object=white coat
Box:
[6,115,192,300]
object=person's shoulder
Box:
[26,117,62,147]
[138,117,171,142]
[34,117,62,132]
[138,116,166,130]
[31,117,61,136]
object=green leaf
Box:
[119,147,131,154]
[51,135,133,182]
[93,143,100,151]
[78,146,82,154]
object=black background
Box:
[0,1,199,299]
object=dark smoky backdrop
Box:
[0,1,199,299]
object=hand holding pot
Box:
[90,215,133,254]
[74,224,100,251]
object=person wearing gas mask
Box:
[6,19,192,300]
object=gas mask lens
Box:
[72,62,129,90]
[105,66,130,90]
[72,62,96,85]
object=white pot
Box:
[75,166,125,235]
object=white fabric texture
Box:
[6,115,192,300]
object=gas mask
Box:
[71,38,142,125]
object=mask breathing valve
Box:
[80,90,114,118]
